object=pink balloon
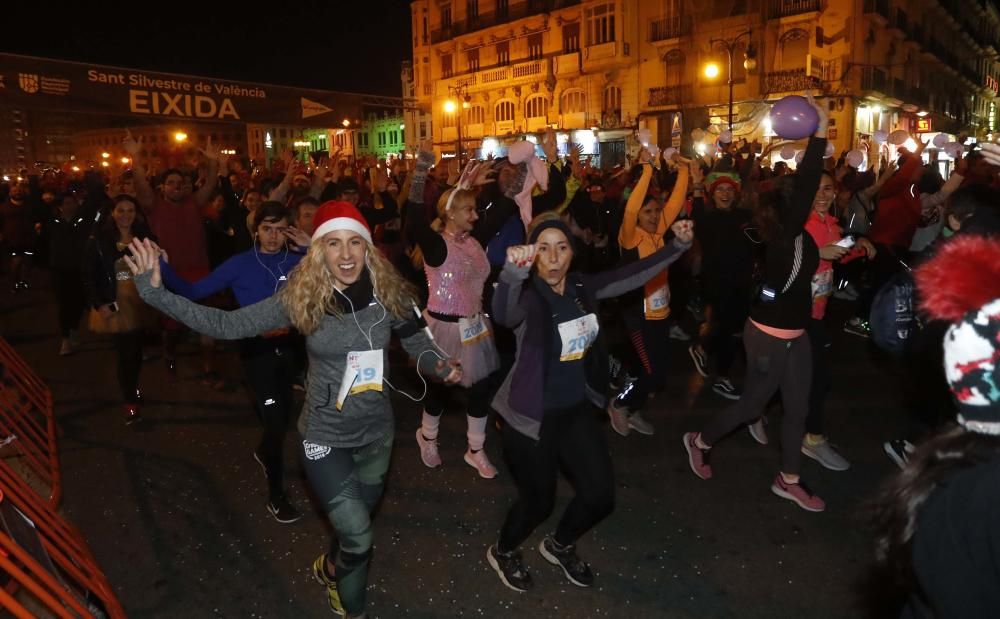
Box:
[662,147,677,159]
[873,130,888,143]
[794,150,805,164]
[719,130,733,144]
[932,133,949,148]
[770,96,820,140]
[780,145,796,160]
[846,149,864,168]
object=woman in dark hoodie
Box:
[49,193,91,355]
[84,194,155,424]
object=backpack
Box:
[870,269,918,357]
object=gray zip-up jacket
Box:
[134,271,449,448]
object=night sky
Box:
[3,2,413,96]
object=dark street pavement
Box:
[1,273,908,619]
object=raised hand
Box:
[282,226,311,248]
[122,129,142,157]
[689,161,704,185]
[541,127,558,162]
[505,244,538,268]
[671,219,694,244]
[123,238,163,288]
[804,90,829,136]
[198,135,221,162]
[980,142,1000,167]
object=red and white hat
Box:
[311,201,372,243]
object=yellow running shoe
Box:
[311,554,345,616]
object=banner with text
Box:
[0,53,365,126]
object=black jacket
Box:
[48,214,92,272]
[84,226,154,308]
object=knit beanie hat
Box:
[527,217,574,247]
[311,201,372,243]
[706,171,742,194]
[915,235,1000,434]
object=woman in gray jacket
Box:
[125,201,461,619]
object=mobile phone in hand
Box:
[834,236,856,249]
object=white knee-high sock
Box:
[421,411,441,441]
[467,415,487,451]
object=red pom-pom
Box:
[916,236,1000,322]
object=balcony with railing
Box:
[647,84,692,107]
[861,66,888,94]
[430,0,581,43]
[769,0,821,18]
[764,68,823,93]
[649,15,691,42]
[436,58,549,97]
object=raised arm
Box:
[785,93,829,237]
[618,158,654,250]
[122,130,154,210]
[657,163,690,235]
[160,255,239,301]
[491,246,534,328]
[591,224,693,300]
[193,137,221,207]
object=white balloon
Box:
[780,145,796,160]
[691,128,705,142]
[888,129,910,146]
[647,144,661,159]
[846,149,864,168]
[873,130,888,143]
[932,133,949,148]
[719,130,733,144]
[637,128,652,147]
[946,141,963,157]
[794,150,805,164]
[662,147,677,160]
[824,142,836,158]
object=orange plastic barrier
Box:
[0,337,60,505]
[0,337,125,617]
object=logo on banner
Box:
[18,74,39,94]
[301,97,332,119]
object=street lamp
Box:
[706,30,754,130]
[445,85,471,164]
[174,131,188,143]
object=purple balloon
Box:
[770,96,820,140]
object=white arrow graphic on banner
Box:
[301,97,332,119]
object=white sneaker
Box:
[464,449,498,479]
[669,325,691,341]
[627,411,655,435]
[416,429,442,468]
[748,417,768,445]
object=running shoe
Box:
[688,344,708,378]
[843,317,871,338]
[266,494,302,524]
[682,432,712,480]
[538,536,594,587]
[312,554,346,616]
[748,417,768,445]
[711,378,740,400]
[59,339,74,356]
[416,428,442,468]
[487,545,533,592]
[627,411,655,436]
[801,437,851,471]
[123,403,141,425]
[883,439,916,469]
[771,475,826,512]
[464,449,498,479]
[606,400,631,437]
[669,325,691,341]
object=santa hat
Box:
[705,171,742,194]
[916,235,1000,434]
[311,201,372,243]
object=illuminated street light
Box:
[443,100,457,114]
[120,157,130,164]
[101,152,110,159]
[342,119,351,127]
[704,63,720,79]
[71,166,80,172]
[100,161,110,167]
[400,124,405,130]
[174,131,188,142]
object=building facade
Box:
[413,0,1000,169]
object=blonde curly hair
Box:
[278,238,418,335]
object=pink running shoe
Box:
[464,449,498,479]
[771,474,826,512]
[416,429,442,468]
[682,432,712,480]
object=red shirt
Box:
[869,156,922,251]
[804,209,841,320]
[147,195,209,280]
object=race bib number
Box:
[459,314,489,345]
[336,350,384,410]
[811,270,833,300]
[644,285,670,314]
[557,313,600,362]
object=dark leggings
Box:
[115,331,143,403]
[241,340,296,501]
[300,432,392,618]
[701,320,812,475]
[51,270,86,337]
[498,403,615,552]
[616,319,668,411]
[703,287,751,377]
[424,377,491,418]
[805,319,831,436]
